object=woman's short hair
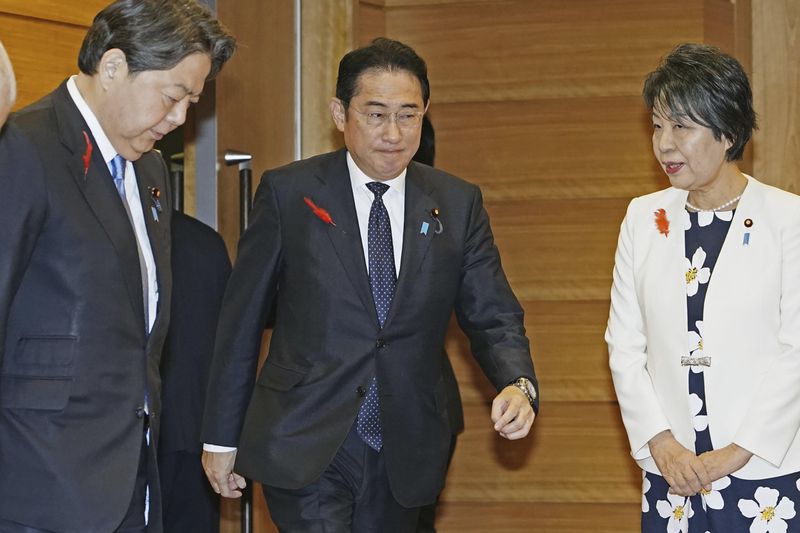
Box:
[78,0,236,80]
[643,42,756,161]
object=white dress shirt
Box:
[346,151,405,277]
[203,151,408,454]
[67,76,158,333]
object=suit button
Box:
[357,386,366,397]
[135,407,145,419]
[375,339,386,349]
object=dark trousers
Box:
[262,423,420,533]
[415,435,457,533]
[159,450,220,533]
[0,425,150,533]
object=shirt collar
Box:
[346,151,406,197]
[66,76,118,166]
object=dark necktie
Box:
[357,181,396,451]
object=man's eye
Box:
[368,112,385,120]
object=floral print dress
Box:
[641,209,800,533]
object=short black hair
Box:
[78,0,236,80]
[336,37,429,109]
[643,42,756,161]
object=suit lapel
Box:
[315,151,376,324]
[133,154,170,341]
[646,189,689,348]
[384,164,437,327]
[53,83,146,331]
[705,176,760,309]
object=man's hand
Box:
[699,443,752,482]
[202,449,247,498]
[491,385,535,440]
[649,430,710,496]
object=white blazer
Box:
[606,176,800,479]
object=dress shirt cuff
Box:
[203,443,238,453]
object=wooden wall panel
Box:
[385,0,703,104]
[301,0,356,159]
[0,0,107,26]
[0,14,87,109]
[432,97,663,201]
[751,0,800,193]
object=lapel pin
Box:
[743,219,753,245]
[430,207,443,234]
[148,187,162,222]
[420,221,429,235]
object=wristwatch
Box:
[511,377,537,408]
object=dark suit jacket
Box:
[202,149,536,507]
[160,211,231,456]
[0,81,172,533]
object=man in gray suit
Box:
[203,38,538,532]
[0,2,234,531]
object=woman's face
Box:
[651,109,733,193]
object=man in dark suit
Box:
[0,2,234,531]
[159,211,231,533]
[202,38,538,532]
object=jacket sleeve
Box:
[606,199,671,460]
[201,170,283,447]
[453,185,538,406]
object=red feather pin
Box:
[304,197,336,226]
[654,208,670,237]
[81,130,93,177]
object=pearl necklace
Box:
[685,193,742,212]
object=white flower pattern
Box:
[685,247,711,297]
[657,493,693,533]
[697,209,734,227]
[642,472,651,513]
[738,486,796,533]
[701,476,731,510]
[689,393,709,433]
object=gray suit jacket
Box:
[202,149,535,507]
[0,81,171,532]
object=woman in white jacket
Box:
[606,43,800,532]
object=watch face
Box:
[518,378,536,400]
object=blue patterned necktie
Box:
[357,181,396,451]
[109,154,127,199]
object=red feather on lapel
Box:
[304,197,336,226]
[81,130,93,177]
[654,208,670,237]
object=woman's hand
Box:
[649,430,711,496]
[699,443,752,481]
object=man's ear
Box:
[98,48,128,90]
[330,97,346,132]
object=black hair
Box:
[643,43,756,161]
[336,37,429,109]
[78,0,236,80]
